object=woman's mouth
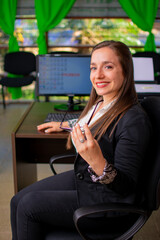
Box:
[96,82,109,88]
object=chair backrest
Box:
[133,51,160,83]
[140,97,160,210]
[4,51,36,75]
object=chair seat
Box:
[0,75,35,87]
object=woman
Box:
[10,40,151,240]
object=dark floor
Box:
[0,102,160,240]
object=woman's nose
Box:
[96,68,104,78]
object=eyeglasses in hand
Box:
[60,100,102,132]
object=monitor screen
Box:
[132,57,155,83]
[36,54,92,97]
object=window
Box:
[48,18,160,54]
[1,17,160,100]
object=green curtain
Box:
[35,0,76,54]
[118,0,159,52]
[0,0,21,99]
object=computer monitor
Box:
[132,57,155,83]
[36,53,92,111]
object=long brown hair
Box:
[67,40,138,149]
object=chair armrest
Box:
[49,153,76,175]
[73,203,151,240]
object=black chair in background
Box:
[47,97,160,240]
[132,51,160,83]
[0,51,36,108]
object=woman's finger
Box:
[37,122,62,133]
[83,123,94,142]
[71,126,79,146]
[37,122,53,130]
[75,124,85,143]
[43,127,55,133]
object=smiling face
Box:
[90,46,124,104]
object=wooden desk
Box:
[12,102,75,193]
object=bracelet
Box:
[88,161,117,184]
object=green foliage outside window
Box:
[48,18,143,53]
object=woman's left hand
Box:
[71,123,106,175]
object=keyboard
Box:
[44,112,81,123]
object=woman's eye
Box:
[90,67,96,71]
[105,65,112,69]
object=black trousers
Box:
[10,170,78,240]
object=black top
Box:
[74,103,152,207]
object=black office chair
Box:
[132,51,160,83]
[0,51,36,108]
[47,97,160,240]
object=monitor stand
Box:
[54,96,84,112]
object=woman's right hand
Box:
[37,122,63,133]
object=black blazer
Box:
[74,103,152,207]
